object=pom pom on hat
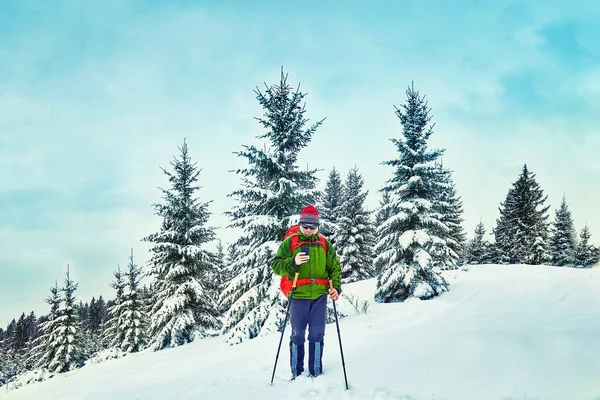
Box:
[299,205,319,225]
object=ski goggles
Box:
[300,223,319,230]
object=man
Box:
[271,204,342,378]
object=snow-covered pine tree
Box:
[464,221,493,265]
[431,162,466,269]
[14,313,28,353]
[22,312,39,370]
[374,191,393,275]
[318,167,344,242]
[549,195,577,267]
[375,191,393,226]
[144,139,221,351]
[493,164,551,265]
[219,68,323,344]
[574,225,600,268]
[83,296,106,354]
[7,314,25,374]
[374,84,450,303]
[1,319,23,386]
[491,187,516,264]
[103,265,126,348]
[333,166,375,283]
[212,240,228,291]
[0,330,7,387]
[217,241,242,313]
[116,248,148,353]
[29,281,61,370]
[40,265,85,373]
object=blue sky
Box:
[1,0,599,325]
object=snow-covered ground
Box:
[3,264,600,400]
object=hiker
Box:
[271,204,342,378]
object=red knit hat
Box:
[299,205,319,225]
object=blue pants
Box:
[289,294,327,376]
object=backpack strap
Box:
[289,234,327,253]
[290,235,300,252]
[317,235,327,253]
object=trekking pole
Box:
[329,280,349,390]
[270,272,299,385]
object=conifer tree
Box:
[30,281,61,369]
[333,166,375,283]
[318,167,344,241]
[491,187,515,264]
[219,68,323,344]
[35,265,85,373]
[374,191,393,275]
[431,164,466,269]
[210,240,228,292]
[574,225,600,268]
[22,312,39,369]
[115,249,148,352]
[13,313,29,356]
[464,221,493,264]
[549,195,577,266]
[375,191,393,226]
[493,164,551,265]
[374,84,449,303]
[104,265,126,348]
[144,139,221,350]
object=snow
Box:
[4,264,600,400]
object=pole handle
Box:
[292,272,299,288]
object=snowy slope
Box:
[3,264,600,400]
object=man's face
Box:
[299,223,319,236]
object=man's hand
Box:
[294,251,309,266]
[328,287,339,301]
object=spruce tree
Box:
[219,68,323,344]
[464,221,492,264]
[374,84,449,303]
[375,191,393,226]
[118,249,148,352]
[144,139,221,350]
[1,319,23,385]
[23,312,39,369]
[212,240,228,292]
[0,330,7,386]
[491,187,516,264]
[14,313,28,352]
[30,281,61,370]
[36,266,85,373]
[574,225,600,267]
[493,164,551,265]
[104,265,126,348]
[431,164,466,269]
[318,167,344,241]
[333,166,375,283]
[549,195,577,266]
[374,191,393,275]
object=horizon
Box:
[2,0,600,325]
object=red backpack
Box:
[279,224,330,297]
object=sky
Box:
[1,0,600,325]
[4,264,600,399]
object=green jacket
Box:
[271,231,342,300]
